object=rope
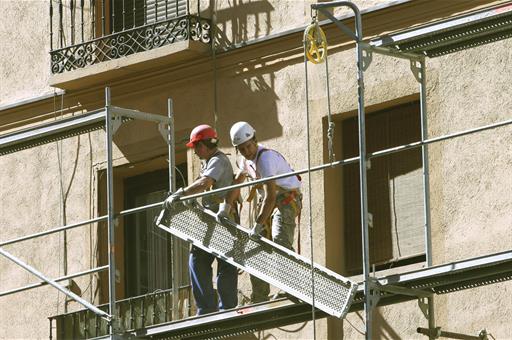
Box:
[303,22,317,340]
[325,55,336,163]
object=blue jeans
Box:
[189,246,238,315]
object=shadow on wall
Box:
[103,0,286,159]
[215,69,282,144]
[211,0,274,48]
[210,0,285,143]
[373,307,402,339]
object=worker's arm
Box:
[255,180,277,225]
[224,170,246,205]
[183,175,215,196]
[215,170,245,223]
[164,176,214,209]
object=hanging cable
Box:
[304,17,335,163]
[303,14,319,340]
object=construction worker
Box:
[216,121,302,303]
[164,124,238,315]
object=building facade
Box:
[0,0,511,338]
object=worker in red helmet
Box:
[164,124,238,315]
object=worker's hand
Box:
[249,223,265,239]
[183,198,197,209]
[215,202,231,224]
[163,188,185,209]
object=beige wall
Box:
[0,1,52,107]
[1,0,511,338]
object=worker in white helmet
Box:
[164,124,238,315]
[217,121,302,303]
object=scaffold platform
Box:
[115,250,511,339]
[155,203,358,319]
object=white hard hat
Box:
[230,121,255,146]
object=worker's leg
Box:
[216,259,238,310]
[272,205,297,250]
[249,225,271,303]
[189,246,217,315]
[250,275,270,303]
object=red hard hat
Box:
[186,124,218,148]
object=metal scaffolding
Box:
[0,89,177,336]
[1,1,512,339]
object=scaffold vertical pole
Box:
[418,59,436,340]
[310,2,372,337]
[355,25,373,340]
[105,87,117,336]
[168,98,180,321]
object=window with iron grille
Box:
[124,166,189,297]
[112,0,188,33]
[49,0,210,74]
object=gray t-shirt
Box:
[200,150,234,211]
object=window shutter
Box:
[343,102,425,274]
[146,0,188,24]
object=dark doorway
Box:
[124,165,187,297]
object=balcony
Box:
[49,0,211,89]
[49,287,195,339]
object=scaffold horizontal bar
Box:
[417,327,484,340]
[0,265,108,297]
[379,250,512,286]
[1,116,509,248]
[318,8,357,41]
[370,117,512,159]
[0,216,107,247]
[0,247,111,320]
[374,282,432,298]
[362,42,424,61]
[111,106,171,124]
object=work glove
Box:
[215,202,231,224]
[249,223,265,239]
[183,198,198,209]
[163,188,185,210]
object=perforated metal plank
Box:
[155,204,357,319]
[370,2,512,57]
[0,110,106,156]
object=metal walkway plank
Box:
[0,109,106,156]
[117,250,511,339]
[156,204,358,319]
[370,2,512,57]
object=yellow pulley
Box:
[304,22,328,64]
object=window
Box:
[123,166,188,297]
[325,101,426,276]
[111,0,188,32]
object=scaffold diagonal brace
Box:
[155,204,358,319]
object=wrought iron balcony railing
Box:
[49,286,194,339]
[49,0,211,74]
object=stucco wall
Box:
[0,128,104,338]
[427,37,512,338]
